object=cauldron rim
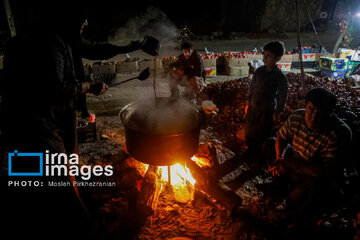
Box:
[119,97,202,136]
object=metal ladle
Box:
[109,67,151,87]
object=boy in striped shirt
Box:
[268,88,352,219]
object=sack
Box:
[249,59,264,74]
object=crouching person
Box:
[265,88,352,224]
[168,42,206,101]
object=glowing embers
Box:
[191,156,212,168]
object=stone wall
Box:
[260,0,326,32]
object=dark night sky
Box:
[2,0,359,42]
[3,0,251,40]
[79,0,266,40]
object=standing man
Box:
[0,2,158,238]
[169,41,206,100]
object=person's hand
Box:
[81,82,91,94]
[90,82,108,96]
[176,69,184,76]
[267,156,284,176]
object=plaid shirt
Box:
[278,109,351,163]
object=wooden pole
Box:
[295,0,305,95]
[333,32,345,54]
[3,0,16,37]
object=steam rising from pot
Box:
[121,98,200,135]
[108,6,177,42]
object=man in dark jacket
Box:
[169,41,206,100]
[0,2,153,238]
[0,31,97,239]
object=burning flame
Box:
[139,160,197,202]
[159,164,195,186]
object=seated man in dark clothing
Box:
[266,88,352,222]
[168,41,206,100]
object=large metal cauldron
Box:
[120,98,203,166]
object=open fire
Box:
[141,159,198,187]
[159,164,195,186]
[138,159,198,204]
[123,140,243,214]
[141,155,212,187]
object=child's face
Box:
[183,48,193,59]
[263,50,281,67]
[305,101,327,130]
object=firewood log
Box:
[186,160,242,212]
[137,165,161,216]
